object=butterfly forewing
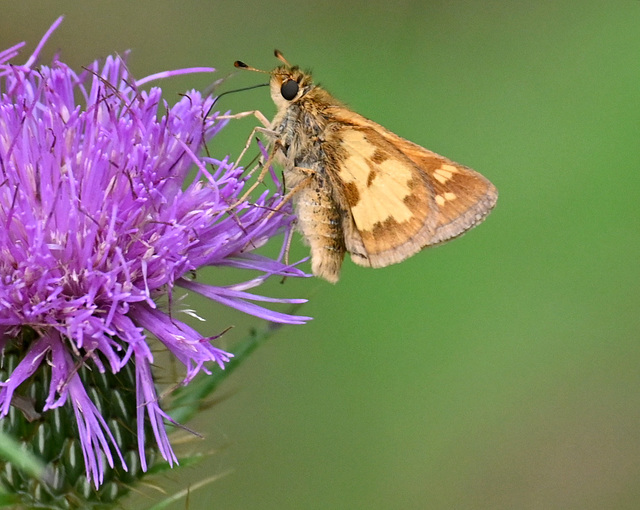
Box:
[324,122,436,267]
[324,109,496,268]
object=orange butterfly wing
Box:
[323,107,497,268]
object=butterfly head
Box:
[234,50,314,111]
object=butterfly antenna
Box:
[234,60,270,74]
[273,49,291,67]
[235,50,292,72]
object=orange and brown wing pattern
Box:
[324,108,497,267]
[382,133,498,246]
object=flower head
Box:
[0,17,310,489]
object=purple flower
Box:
[0,17,310,488]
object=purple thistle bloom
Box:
[0,17,310,489]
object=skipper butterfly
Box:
[230,50,497,283]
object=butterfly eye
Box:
[280,80,299,100]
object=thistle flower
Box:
[0,16,310,499]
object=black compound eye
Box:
[280,80,299,100]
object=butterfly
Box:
[231,50,497,283]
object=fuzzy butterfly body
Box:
[235,51,497,283]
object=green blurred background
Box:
[2,1,639,509]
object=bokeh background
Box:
[2,1,639,509]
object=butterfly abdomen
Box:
[286,169,346,283]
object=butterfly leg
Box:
[217,110,273,173]
[262,167,315,218]
[239,169,313,253]
[218,109,271,128]
[218,110,284,209]
[229,138,285,209]
[239,166,316,230]
[282,223,295,267]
